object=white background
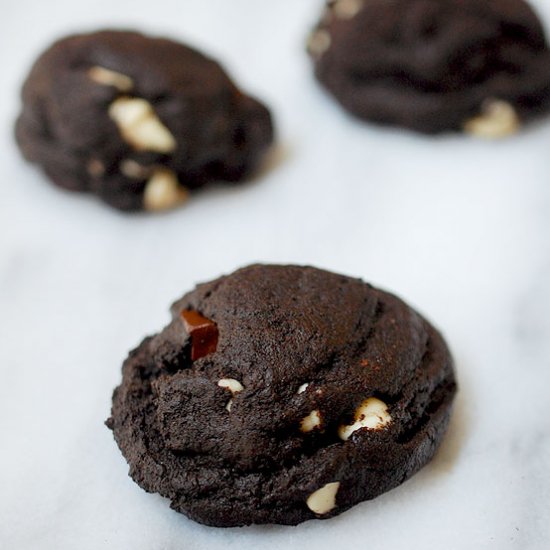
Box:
[1,1,550,548]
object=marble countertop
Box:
[1,1,549,548]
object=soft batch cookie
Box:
[107,264,457,526]
[15,30,274,211]
[308,0,550,135]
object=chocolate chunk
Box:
[180,310,219,361]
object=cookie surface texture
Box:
[108,264,457,526]
[308,0,550,134]
[15,30,274,211]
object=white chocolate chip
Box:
[306,482,340,515]
[338,397,391,441]
[463,100,520,139]
[143,169,189,212]
[297,383,309,394]
[86,158,105,178]
[218,379,244,394]
[119,159,151,180]
[218,379,244,413]
[109,97,177,153]
[333,0,363,19]
[307,29,331,58]
[300,410,322,433]
[88,66,134,92]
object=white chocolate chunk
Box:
[297,383,309,394]
[300,410,322,433]
[218,379,244,394]
[109,97,177,153]
[143,169,188,212]
[307,29,331,58]
[219,379,244,413]
[338,397,391,441]
[333,0,363,19]
[88,66,134,92]
[306,482,340,515]
[463,100,520,139]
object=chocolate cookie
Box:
[107,264,457,527]
[15,30,274,211]
[308,0,550,135]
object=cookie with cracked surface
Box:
[107,264,457,526]
[15,30,274,211]
[308,0,550,135]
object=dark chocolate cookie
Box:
[15,30,274,211]
[107,264,457,527]
[308,0,550,135]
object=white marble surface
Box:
[1,1,550,548]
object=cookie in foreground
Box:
[15,30,274,211]
[308,0,550,135]
[107,264,457,526]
